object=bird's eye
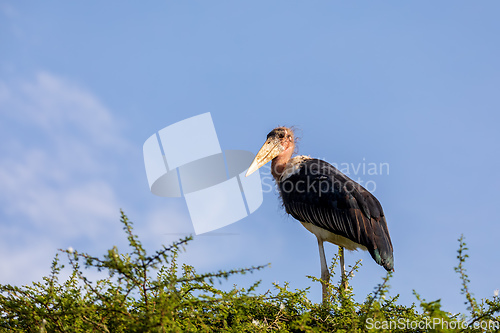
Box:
[278,133,285,139]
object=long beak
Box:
[246,138,282,177]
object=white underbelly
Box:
[300,222,367,251]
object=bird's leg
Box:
[317,237,329,303]
[339,246,347,290]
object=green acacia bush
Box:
[1,211,499,332]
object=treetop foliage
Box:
[1,211,499,332]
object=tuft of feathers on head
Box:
[267,126,301,156]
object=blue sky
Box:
[1,1,499,314]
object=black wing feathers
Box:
[279,159,394,271]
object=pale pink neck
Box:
[271,146,294,181]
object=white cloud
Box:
[0,71,268,288]
[17,72,123,146]
[0,235,56,284]
[0,72,127,285]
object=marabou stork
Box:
[246,127,394,302]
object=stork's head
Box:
[246,127,295,177]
